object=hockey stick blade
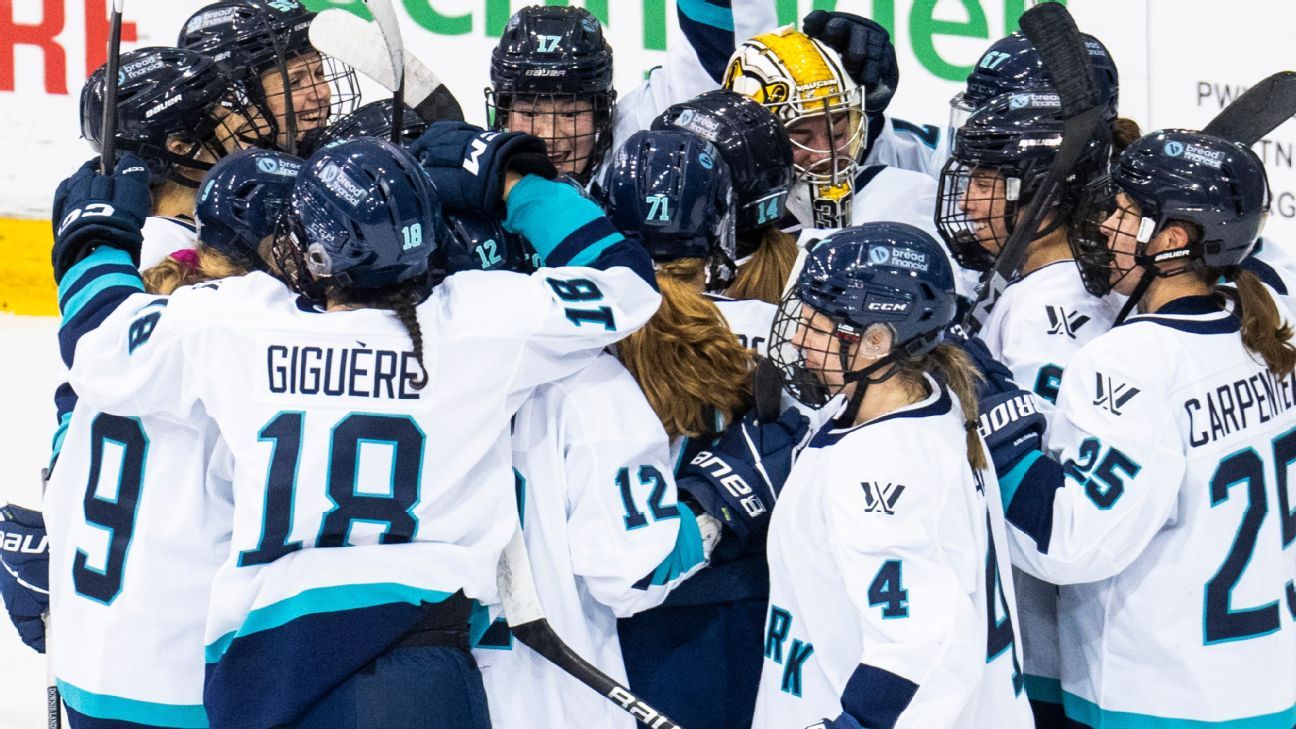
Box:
[309,10,464,122]
[497,526,687,729]
[752,357,783,423]
[960,2,1104,335]
[1203,71,1296,146]
[361,0,405,142]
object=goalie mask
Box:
[723,27,864,229]
[179,0,361,154]
[769,222,956,421]
[1070,129,1268,302]
[486,5,616,184]
[936,90,1110,272]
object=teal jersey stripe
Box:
[644,503,707,586]
[57,680,208,728]
[999,449,1044,511]
[1024,674,1063,704]
[205,582,453,663]
[566,232,623,268]
[60,272,144,325]
[58,247,137,302]
[503,175,606,263]
[1063,692,1296,728]
[677,0,735,30]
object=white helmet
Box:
[724,27,864,228]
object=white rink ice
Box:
[0,315,66,728]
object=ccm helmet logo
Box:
[867,301,908,312]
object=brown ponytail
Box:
[141,245,247,295]
[618,258,755,439]
[726,226,799,305]
[893,343,987,471]
[1112,117,1142,160]
[1224,268,1296,379]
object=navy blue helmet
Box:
[1071,129,1270,296]
[937,90,1112,271]
[441,212,537,275]
[81,46,267,184]
[486,5,616,183]
[950,31,1119,134]
[298,99,429,158]
[196,149,303,268]
[652,90,794,234]
[178,0,361,153]
[597,129,736,269]
[284,138,446,293]
[769,222,957,406]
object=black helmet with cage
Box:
[485,5,616,184]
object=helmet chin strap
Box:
[833,350,904,428]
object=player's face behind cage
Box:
[258,49,360,151]
[489,92,611,179]
[768,293,872,408]
[1069,189,1151,297]
[936,163,1016,272]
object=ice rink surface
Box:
[0,315,67,727]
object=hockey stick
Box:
[309,9,465,123]
[99,0,126,174]
[360,0,404,143]
[1203,71,1296,146]
[496,524,686,729]
[959,2,1104,336]
[752,356,783,423]
[38,468,60,729]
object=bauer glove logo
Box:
[690,451,768,518]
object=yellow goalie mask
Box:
[723,27,865,229]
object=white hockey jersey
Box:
[982,261,1124,425]
[863,115,943,177]
[754,377,1032,729]
[710,293,777,357]
[1001,291,1296,726]
[67,231,660,727]
[475,353,707,729]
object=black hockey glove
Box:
[803,10,898,113]
[955,335,1020,400]
[51,154,151,284]
[409,122,556,216]
[978,389,1046,479]
[677,406,809,549]
[0,504,49,653]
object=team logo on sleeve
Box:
[860,481,905,515]
[1045,305,1090,338]
[1093,373,1140,415]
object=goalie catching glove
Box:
[676,406,809,549]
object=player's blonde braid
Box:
[142,245,247,295]
[895,343,987,471]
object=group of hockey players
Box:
[0,0,1294,727]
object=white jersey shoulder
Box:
[755,379,1031,729]
[139,216,198,270]
[863,115,942,176]
[709,294,777,356]
[981,261,1123,424]
[1006,290,1296,725]
[478,353,705,729]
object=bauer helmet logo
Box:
[1165,141,1186,157]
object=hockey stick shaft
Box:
[496,526,687,729]
[960,2,1104,335]
[361,0,405,143]
[99,0,125,174]
[1203,70,1296,146]
[40,467,60,728]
